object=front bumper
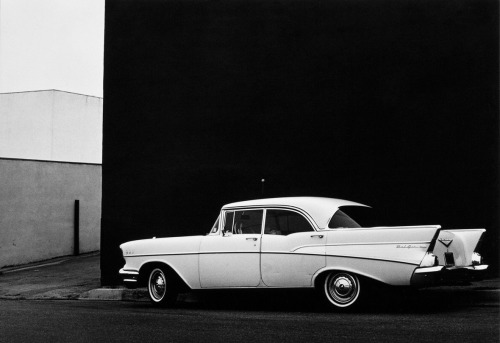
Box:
[410,264,488,287]
[119,268,139,289]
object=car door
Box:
[260,209,326,287]
[199,209,263,288]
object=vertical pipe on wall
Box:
[74,200,80,256]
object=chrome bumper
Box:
[410,264,489,287]
[119,268,139,288]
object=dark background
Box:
[102,0,499,284]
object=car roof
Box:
[222,196,369,229]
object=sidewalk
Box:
[0,252,99,300]
[0,252,144,301]
[0,252,498,301]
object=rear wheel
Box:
[148,267,178,306]
[322,272,361,309]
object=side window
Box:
[233,210,263,234]
[223,211,234,234]
[264,209,314,235]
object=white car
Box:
[119,197,488,309]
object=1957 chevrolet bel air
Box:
[119,197,488,309]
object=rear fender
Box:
[325,225,442,266]
[313,257,419,286]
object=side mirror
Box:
[223,230,233,237]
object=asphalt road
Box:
[1,288,498,343]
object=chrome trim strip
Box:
[119,269,139,275]
[414,266,444,273]
[123,279,137,283]
[221,205,320,230]
[261,251,324,256]
[464,265,488,271]
[126,252,199,257]
[126,251,260,257]
[325,241,430,247]
[199,285,313,289]
[199,251,259,255]
[289,244,324,252]
[324,253,419,266]
[129,251,319,257]
[124,251,419,266]
[323,225,441,232]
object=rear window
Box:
[328,209,361,228]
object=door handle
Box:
[246,237,258,241]
[311,235,324,238]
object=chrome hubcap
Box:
[326,273,359,306]
[149,269,166,301]
[334,277,353,296]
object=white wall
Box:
[0,90,102,164]
[0,159,101,268]
[0,90,102,266]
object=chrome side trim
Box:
[324,241,430,248]
[123,251,419,266]
[196,285,313,289]
[292,242,428,253]
[289,244,324,252]
[125,252,199,257]
[126,251,259,258]
[261,251,324,256]
[324,225,441,232]
[324,254,420,266]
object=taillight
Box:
[471,252,482,265]
[420,252,439,267]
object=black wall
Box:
[102,0,499,284]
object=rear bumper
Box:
[410,264,488,287]
[119,268,139,289]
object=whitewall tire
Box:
[148,267,177,306]
[323,272,361,309]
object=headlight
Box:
[420,253,439,267]
[472,252,482,265]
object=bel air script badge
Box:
[438,238,453,248]
[396,244,427,249]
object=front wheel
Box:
[148,267,178,306]
[322,272,361,310]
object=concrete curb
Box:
[79,288,149,302]
[78,288,200,303]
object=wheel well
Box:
[138,262,190,291]
[314,270,360,289]
[314,269,385,290]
